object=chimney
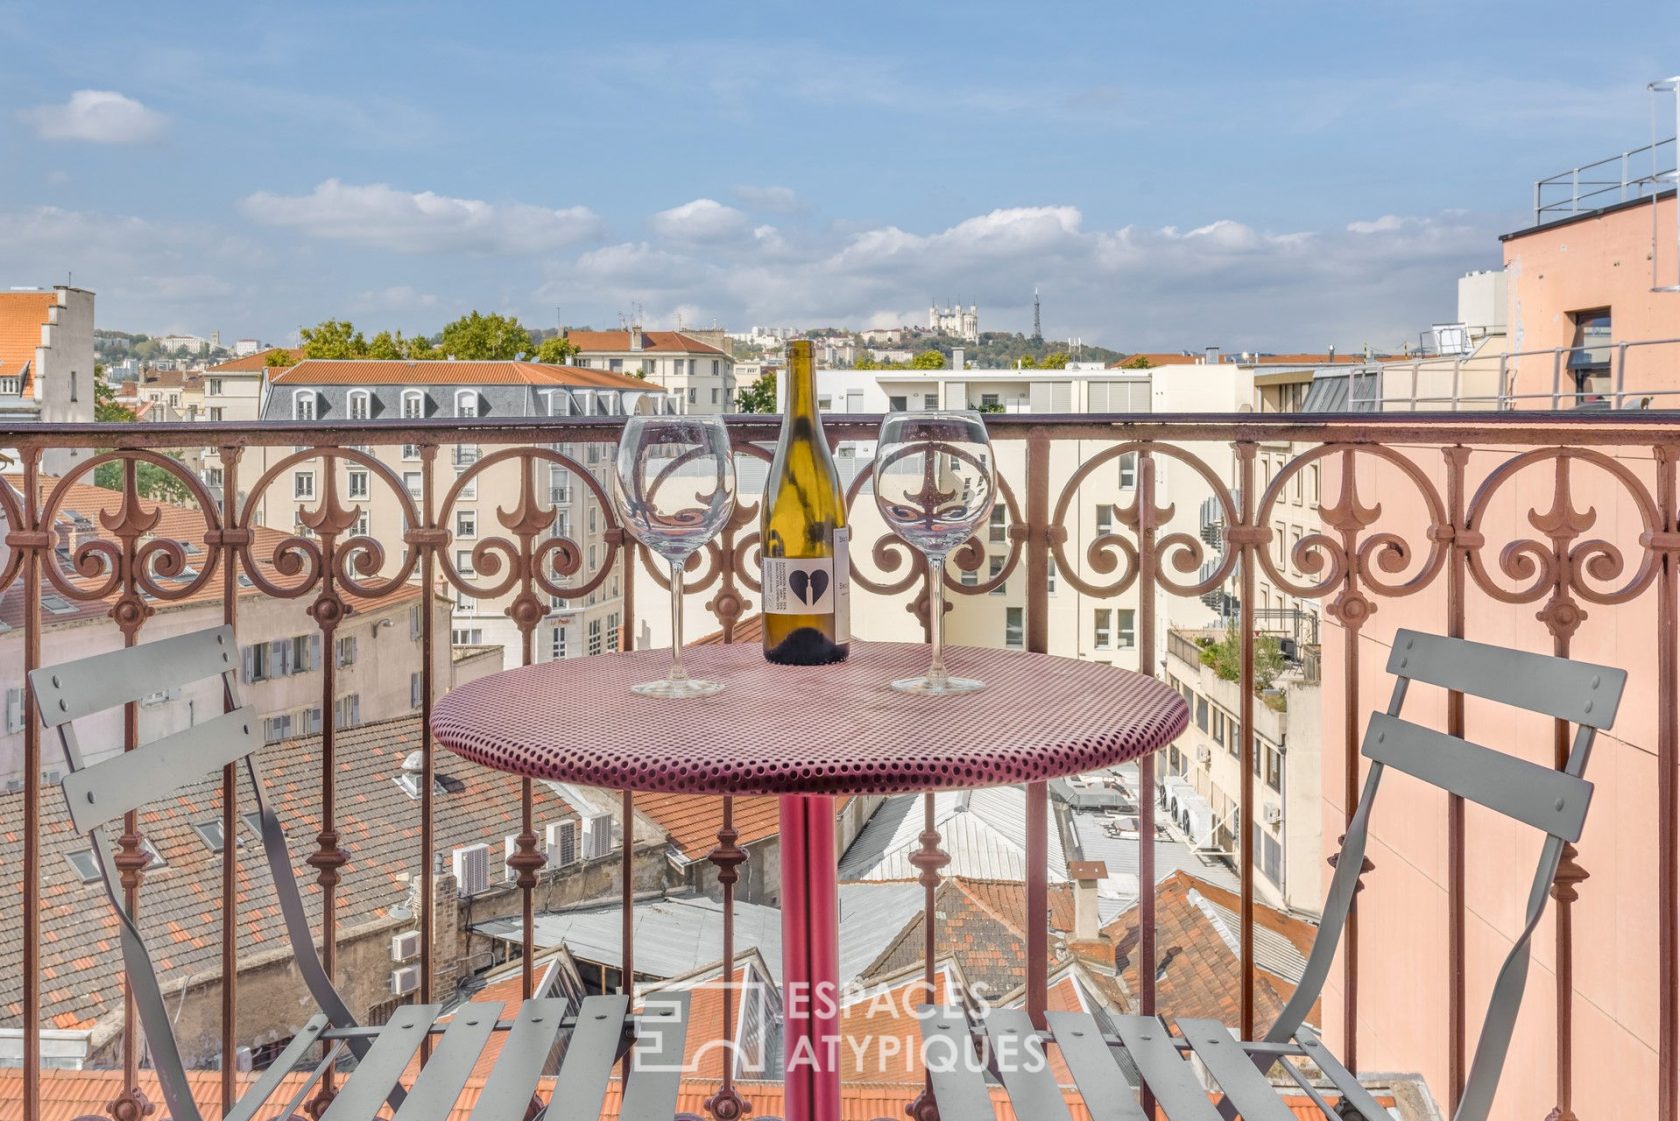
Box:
[1068,860,1108,941]
[951,347,964,371]
[1204,346,1221,365]
[1327,345,1336,364]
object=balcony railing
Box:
[0,412,1675,1120]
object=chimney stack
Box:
[1068,860,1108,941]
[1204,346,1221,365]
[951,347,964,371]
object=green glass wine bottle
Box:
[760,340,850,664]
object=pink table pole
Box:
[780,793,841,1121]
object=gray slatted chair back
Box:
[32,626,370,1121]
[1263,629,1623,1121]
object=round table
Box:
[433,641,1187,1121]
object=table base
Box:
[780,793,841,1121]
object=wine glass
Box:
[611,413,736,697]
[873,410,996,695]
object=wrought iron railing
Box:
[0,412,1675,1120]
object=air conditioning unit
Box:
[1263,803,1284,825]
[234,1046,253,1073]
[451,843,490,897]
[1195,745,1212,764]
[547,820,580,867]
[390,930,420,963]
[503,835,530,883]
[390,964,421,995]
[581,811,613,861]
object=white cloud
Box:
[18,90,168,144]
[353,285,440,312]
[240,179,603,254]
[648,198,751,243]
[733,185,805,215]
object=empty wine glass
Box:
[612,413,736,697]
[873,410,996,695]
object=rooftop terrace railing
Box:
[0,412,1675,1120]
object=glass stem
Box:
[926,553,949,688]
[668,556,689,683]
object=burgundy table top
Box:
[432,642,1187,797]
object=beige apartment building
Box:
[241,359,677,667]
[0,285,96,475]
[564,327,735,413]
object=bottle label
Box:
[833,527,851,643]
[762,528,850,643]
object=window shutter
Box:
[241,646,254,684]
[310,634,322,670]
[269,639,287,676]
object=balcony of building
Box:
[0,411,1672,1121]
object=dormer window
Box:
[347,389,371,421]
[574,390,593,416]
[292,389,319,421]
[0,376,19,395]
[545,390,572,417]
[455,390,479,418]
[401,389,425,419]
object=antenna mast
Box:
[1031,287,1042,342]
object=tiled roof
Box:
[861,877,1054,1001]
[0,475,423,633]
[0,290,56,391]
[839,786,1069,883]
[207,348,299,372]
[564,330,728,357]
[269,358,651,391]
[633,789,852,863]
[1106,352,1197,368]
[1104,870,1317,1028]
[835,963,962,1083]
[0,714,579,1030]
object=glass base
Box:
[889,675,985,696]
[632,677,724,698]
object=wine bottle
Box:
[760,340,851,664]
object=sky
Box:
[1,1,1675,352]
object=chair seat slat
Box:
[919,1006,998,1121]
[546,994,628,1120]
[467,997,571,1119]
[222,1014,330,1121]
[1176,1018,1295,1121]
[1043,1012,1148,1121]
[30,624,237,726]
[60,708,261,833]
[1293,1026,1392,1121]
[391,1005,502,1121]
[319,1003,437,1120]
[619,992,692,1121]
[983,1008,1075,1121]
[1112,1016,1223,1121]
[1364,712,1593,840]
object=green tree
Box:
[853,356,879,370]
[1018,355,1038,369]
[406,334,440,360]
[299,319,369,359]
[736,373,777,413]
[93,455,192,504]
[534,335,580,364]
[438,311,536,360]
[264,348,296,367]
[1121,354,1154,369]
[911,349,945,370]
[93,363,135,422]
[1199,627,1288,691]
[1037,351,1070,369]
[366,330,406,359]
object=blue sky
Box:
[1,2,1674,350]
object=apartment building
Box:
[249,359,676,665]
[201,347,294,422]
[0,285,95,475]
[563,328,735,413]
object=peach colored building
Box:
[1326,190,1677,1117]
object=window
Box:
[1004,607,1024,649]
[67,849,102,883]
[549,466,571,504]
[980,393,1000,409]
[1118,453,1137,489]
[300,705,322,735]
[960,564,977,587]
[347,389,371,421]
[0,376,18,395]
[1196,695,1209,733]
[1094,609,1112,648]
[455,390,479,418]
[712,359,720,376]
[588,619,603,656]
[1213,709,1227,747]
[606,612,621,651]
[687,387,697,404]
[457,470,476,500]
[410,672,423,710]
[403,472,422,500]
[291,634,317,673]
[988,555,1005,595]
[609,358,623,372]
[456,549,476,577]
[243,642,271,683]
[354,509,370,536]
[410,604,424,640]
[1309,464,1320,506]
[209,407,224,422]
[1116,609,1135,648]
[888,395,908,411]
[988,506,1007,544]
[711,387,720,404]
[452,627,484,646]
[263,714,293,743]
[335,694,361,728]
[346,469,369,499]
[456,510,476,538]
[925,393,939,409]
[550,625,568,660]
[336,634,357,668]
[292,390,318,421]
[402,389,425,419]
[1266,746,1283,792]
[1047,556,1058,594]
[192,819,238,853]
[4,687,24,733]
[208,378,222,396]
[293,471,315,500]
[455,586,476,612]
[1567,308,1613,403]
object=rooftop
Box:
[563,329,728,357]
[268,358,652,391]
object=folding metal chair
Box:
[919,628,1624,1121]
[35,624,689,1121]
